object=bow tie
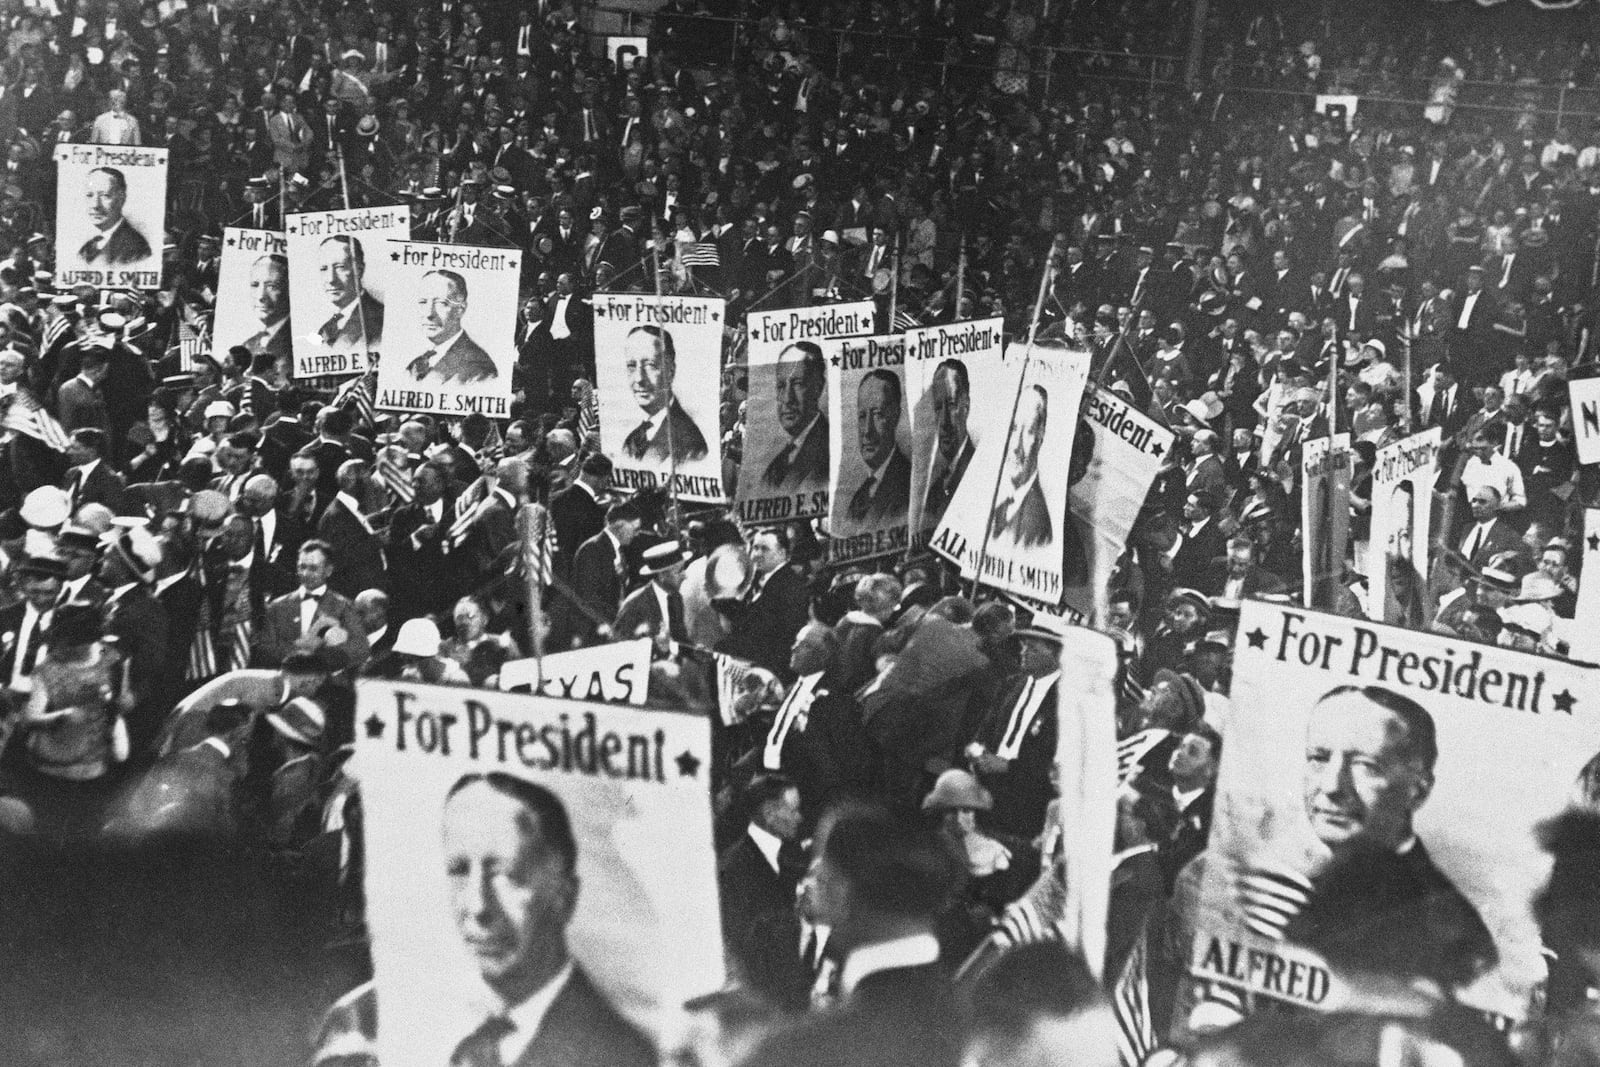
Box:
[301,590,321,603]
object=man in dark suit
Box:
[313,773,655,1067]
[619,325,708,465]
[1282,686,1497,984]
[407,269,499,384]
[922,359,974,527]
[1448,265,1499,387]
[549,455,610,574]
[309,235,384,351]
[716,526,811,680]
[252,539,371,668]
[316,460,386,599]
[968,626,1061,842]
[1172,491,1230,591]
[238,473,301,605]
[612,540,689,647]
[1456,485,1524,573]
[79,166,152,266]
[1201,534,1287,600]
[762,341,829,491]
[56,347,111,437]
[241,254,291,359]
[1158,723,1219,891]
[567,501,642,647]
[63,427,126,514]
[718,773,804,952]
[846,369,910,523]
[740,805,965,1067]
[988,384,1052,548]
[385,461,460,622]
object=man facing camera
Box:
[762,341,829,490]
[242,254,291,358]
[80,166,152,266]
[313,235,385,349]
[1281,685,1497,985]
[620,325,708,465]
[846,369,910,522]
[407,270,499,385]
[988,385,1052,549]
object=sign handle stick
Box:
[652,238,684,532]
[969,246,1059,601]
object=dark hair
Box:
[753,524,791,554]
[968,942,1103,1040]
[299,538,333,560]
[70,427,106,455]
[742,773,796,822]
[626,324,677,373]
[605,500,641,525]
[859,368,902,411]
[446,772,577,873]
[320,406,352,436]
[820,804,963,919]
[1317,684,1437,770]
[934,358,969,398]
[89,166,128,195]
[1186,722,1223,764]
[226,430,259,451]
[777,341,825,383]
[79,348,109,371]
[321,233,365,271]
[425,268,469,303]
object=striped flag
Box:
[1116,728,1171,783]
[522,503,557,586]
[1112,927,1157,1067]
[447,493,493,548]
[178,317,206,371]
[374,451,416,505]
[2,389,72,452]
[42,312,72,352]
[681,241,721,268]
[892,308,921,331]
[713,653,758,726]
[333,369,377,427]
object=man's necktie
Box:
[1465,525,1483,561]
[409,350,437,379]
[849,476,875,520]
[253,517,266,561]
[450,1014,513,1067]
[80,236,103,260]
[319,314,342,345]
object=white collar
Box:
[998,469,1040,512]
[493,959,575,1065]
[1173,784,1206,810]
[784,412,822,455]
[840,932,940,997]
[747,822,784,874]
[300,584,329,599]
[426,329,464,355]
[336,491,365,518]
[641,405,669,436]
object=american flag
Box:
[178,316,206,371]
[713,653,759,726]
[522,503,557,586]
[892,308,921,331]
[333,369,377,427]
[448,493,492,549]
[374,451,416,505]
[577,393,599,445]
[681,241,721,268]
[42,312,72,353]
[2,389,72,452]
[1111,927,1157,1067]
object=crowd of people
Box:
[3,0,1600,1063]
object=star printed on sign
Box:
[1589,534,1599,552]
[1151,441,1164,457]
[1554,689,1578,714]
[225,235,237,247]
[1245,628,1268,650]
[829,353,841,367]
[593,303,608,317]
[286,224,297,235]
[363,714,386,739]
[675,750,701,778]
[709,308,721,322]
[390,250,401,262]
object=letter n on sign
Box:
[1569,377,1600,466]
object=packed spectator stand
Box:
[6,0,1600,1064]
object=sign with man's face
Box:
[212,226,290,367]
[53,144,168,290]
[735,302,875,526]
[1368,429,1440,625]
[354,682,722,1064]
[930,344,1090,604]
[903,318,1005,546]
[592,295,725,503]
[284,206,408,378]
[373,240,520,417]
[827,335,911,564]
[1185,602,1600,1032]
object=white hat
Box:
[203,400,236,421]
[20,486,70,529]
[393,617,443,657]
[821,229,840,244]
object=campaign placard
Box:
[354,682,722,1065]
[1189,602,1600,1025]
[734,302,876,526]
[1368,429,1441,627]
[903,318,1005,547]
[1061,385,1174,620]
[1566,508,1600,663]
[375,241,521,418]
[929,344,1092,604]
[1301,434,1352,610]
[498,639,653,705]
[284,206,409,379]
[210,226,289,367]
[1568,376,1600,466]
[828,334,912,564]
[53,144,167,290]
[592,295,726,503]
